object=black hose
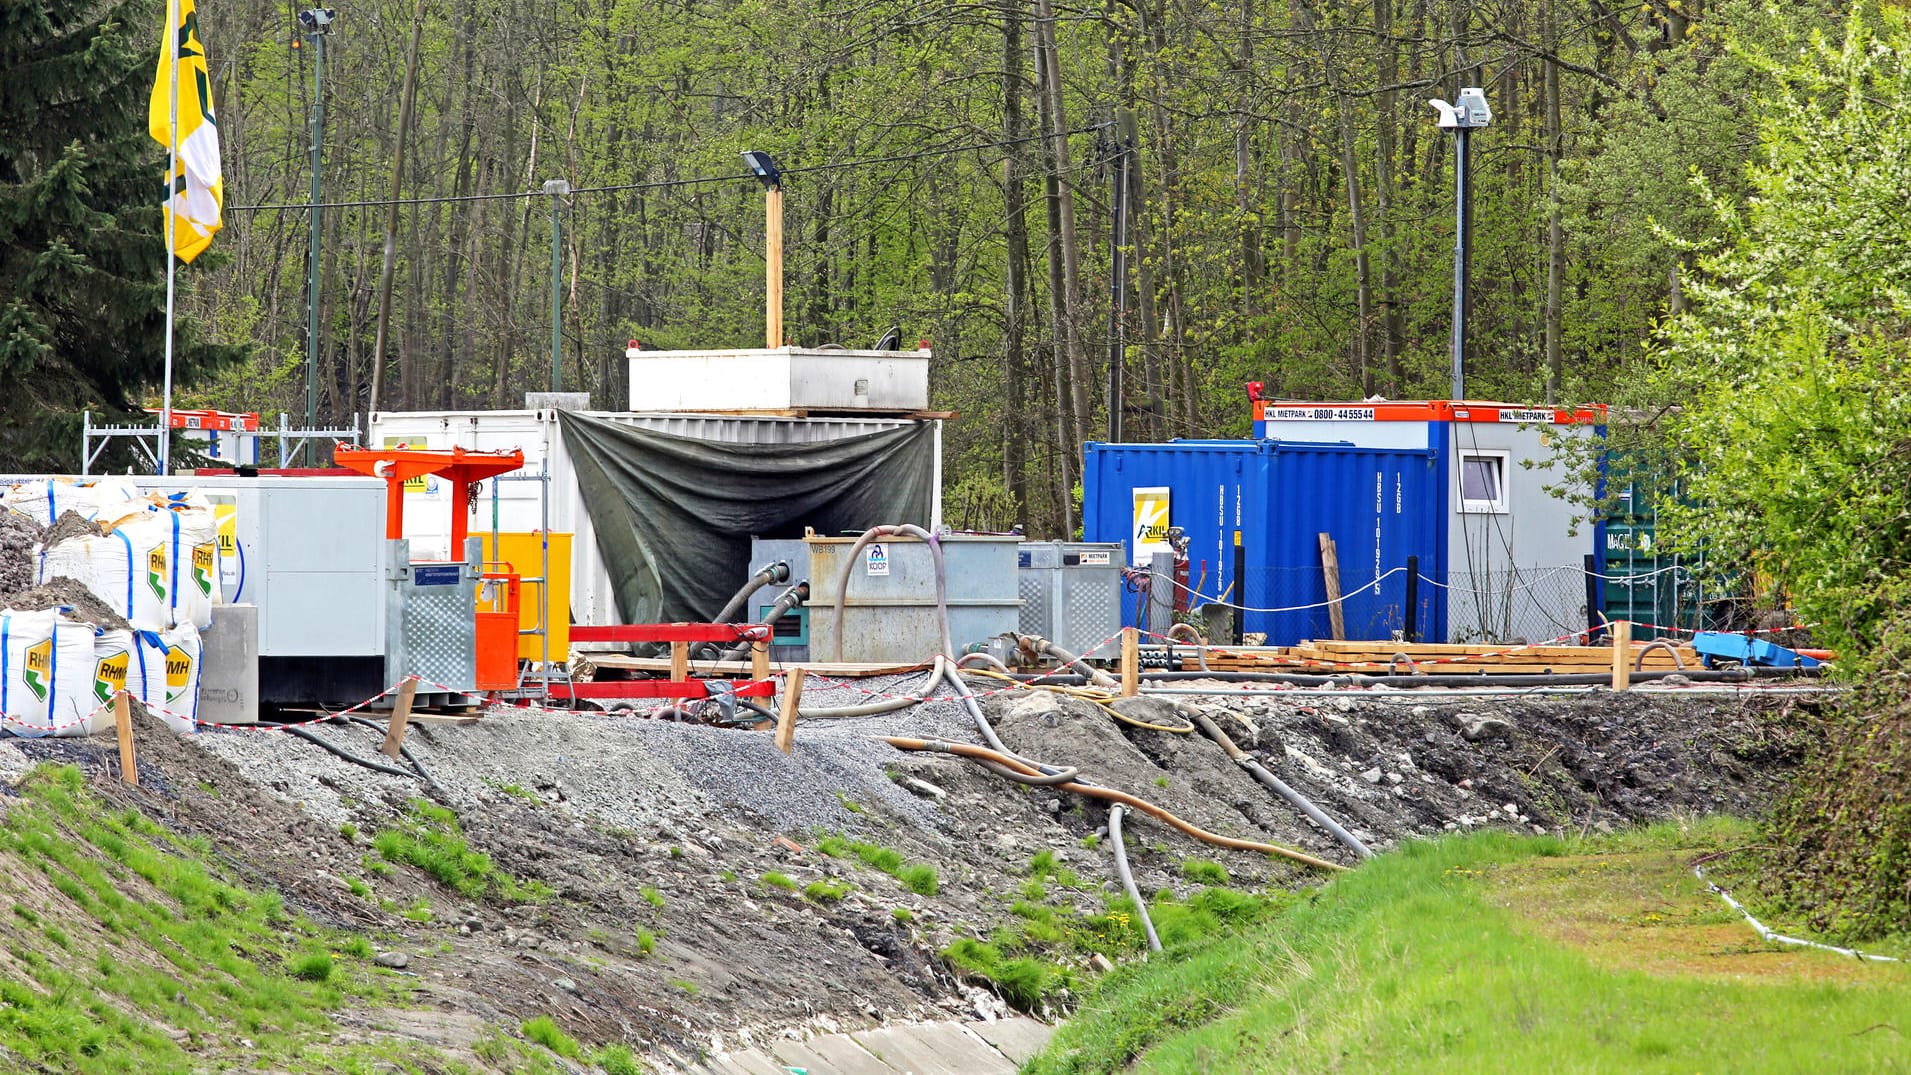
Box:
[718,580,809,661]
[283,725,419,780]
[343,715,446,794]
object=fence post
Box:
[1584,553,1605,644]
[1610,619,1632,692]
[1120,627,1139,698]
[1403,555,1420,643]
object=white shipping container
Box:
[366,409,943,630]
[626,345,933,413]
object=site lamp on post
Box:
[1429,86,1491,403]
[742,150,784,349]
[297,7,337,464]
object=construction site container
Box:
[368,408,943,631]
[1017,542,1124,659]
[626,344,933,413]
[1082,438,1442,644]
[805,533,1019,663]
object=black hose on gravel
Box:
[281,725,420,780]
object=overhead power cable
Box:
[224,123,1110,214]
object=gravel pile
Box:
[189,670,990,838]
[0,509,42,594]
[41,510,100,548]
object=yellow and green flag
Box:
[149,0,222,263]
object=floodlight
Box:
[741,150,781,190]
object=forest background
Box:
[21,0,1813,536]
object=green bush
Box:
[1180,859,1229,886]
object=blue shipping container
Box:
[1083,438,1444,645]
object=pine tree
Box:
[0,0,241,472]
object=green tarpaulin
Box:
[558,411,935,624]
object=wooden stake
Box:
[113,692,137,787]
[1120,627,1139,698]
[766,186,785,348]
[1319,533,1346,641]
[751,638,771,681]
[382,677,419,759]
[775,667,803,754]
[669,640,689,682]
[1610,619,1632,692]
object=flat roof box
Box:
[627,344,932,413]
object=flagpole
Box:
[160,0,179,477]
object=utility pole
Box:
[299,8,336,463]
[742,151,784,348]
[544,179,569,392]
[1429,88,1491,402]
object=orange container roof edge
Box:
[1253,400,1606,424]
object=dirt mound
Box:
[0,509,41,593]
[41,509,101,547]
[0,576,131,630]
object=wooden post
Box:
[766,186,785,348]
[1610,619,1632,692]
[751,638,771,681]
[382,677,419,759]
[1319,533,1346,641]
[113,692,137,787]
[775,667,803,754]
[669,639,690,681]
[1120,626,1139,698]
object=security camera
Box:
[297,8,336,30]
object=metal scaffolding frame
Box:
[81,411,361,475]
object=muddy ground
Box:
[0,676,1813,1070]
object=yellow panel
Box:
[479,532,572,661]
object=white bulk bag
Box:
[137,622,201,733]
[0,610,105,737]
[2,478,137,528]
[38,510,174,632]
[90,627,148,726]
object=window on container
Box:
[1459,451,1509,513]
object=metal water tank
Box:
[1018,542,1124,659]
[806,532,1019,663]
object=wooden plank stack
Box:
[1175,638,1698,675]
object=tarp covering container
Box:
[1084,439,1441,644]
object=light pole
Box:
[298,8,336,463]
[544,179,569,392]
[742,151,783,348]
[1429,87,1491,402]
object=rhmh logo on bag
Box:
[192,541,216,596]
[24,639,51,702]
[95,652,129,704]
[147,546,168,600]
[166,650,193,702]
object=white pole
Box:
[160,0,179,476]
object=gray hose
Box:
[1108,804,1161,953]
[798,657,948,719]
[697,560,792,658]
[1164,623,1211,673]
[1634,639,1686,671]
[718,580,809,661]
[1190,712,1370,859]
[956,651,1013,673]
[830,525,952,661]
[940,663,1080,783]
[1141,666,1817,688]
[1019,633,1118,688]
[283,725,419,780]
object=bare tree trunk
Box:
[1543,0,1565,403]
[1035,0,1093,454]
[1002,0,1036,529]
[1374,0,1402,393]
[370,0,428,418]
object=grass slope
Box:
[1030,821,1911,1074]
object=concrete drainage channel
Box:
[693,1016,1051,1074]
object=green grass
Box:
[372,799,553,902]
[804,878,852,903]
[595,1042,645,1075]
[897,863,939,896]
[761,871,797,892]
[639,885,665,908]
[892,907,915,924]
[635,927,656,956]
[0,764,403,1072]
[1029,823,1911,1074]
[520,1015,582,1059]
[1179,859,1229,886]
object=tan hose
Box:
[879,736,1347,873]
